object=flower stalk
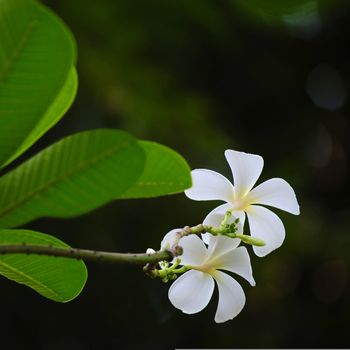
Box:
[170,212,264,248]
[0,243,173,265]
[0,213,265,266]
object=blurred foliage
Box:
[234,0,346,23]
[1,0,350,349]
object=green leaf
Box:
[0,0,77,167]
[4,66,78,167]
[0,129,145,228]
[0,229,87,302]
[119,141,192,199]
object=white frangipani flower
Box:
[185,150,300,257]
[161,230,255,323]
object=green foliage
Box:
[4,66,78,167]
[0,229,87,302]
[0,0,76,167]
[0,129,145,228]
[0,130,192,228]
[119,141,192,198]
[235,0,316,18]
[0,0,193,302]
[233,0,345,25]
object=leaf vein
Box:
[0,13,40,83]
[0,140,132,221]
[0,259,61,300]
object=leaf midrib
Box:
[0,139,133,222]
[0,258,61,301]
[0,10,40,83]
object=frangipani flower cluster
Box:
[153,150,299,323]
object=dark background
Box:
[2,0,350,349]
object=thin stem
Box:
[0,244,172,265]
[219,210,232,229]
[0,215,264,266]
[172,265,189,274]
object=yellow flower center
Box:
[229,196,252,212]
[190,263,216,276]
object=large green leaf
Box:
[0,0,77,167]
[119,141,192,199]
[0,129,145,228]
[0,229,87,302]
[4,66,78,167]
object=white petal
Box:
[203,203,232,227]
[160,228,181,250]
[206,234,241,259]
[178,235,208,266]
[210,246,255,286]
[225,150,264,199]
[202,204,246,244]
[247,205,286,257]
[168,270,214,314]
[203,205,245,232]
[184,169,235,203]
[248,178,300,215]
[213,271,246,323]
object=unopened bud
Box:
[235,234,266,247]
[174,245,183,256]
